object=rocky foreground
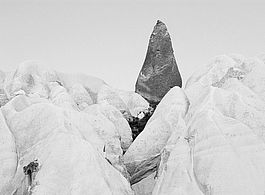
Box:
[1,21,265,195]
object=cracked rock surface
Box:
[135,20,182,105]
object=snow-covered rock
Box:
[188,93,265,194]
[2,53,265,195]
[84,103,133,151]
[132,172,156,195]
[151,55,265,195]
[123,86,189,184]
[48,81,78,110]
[152,117,203,195]
[68,83,93,110]
[4,61,55,99]
[0,94,133,195]
[116,90,149,117]
[97,84,129,113]
[0,71,9,106]
[0,109,17,192]
[55,72,105,105]
[0,63,135,195]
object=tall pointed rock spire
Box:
[135,20,182,106]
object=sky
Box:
[0,0,265,90]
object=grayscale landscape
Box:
[1,0,265,194]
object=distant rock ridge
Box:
[135,20,182,106]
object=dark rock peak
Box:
[135,20,182,105]
[156,20,164,25]
[153,20,167,34]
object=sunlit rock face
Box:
[135,20,182,105]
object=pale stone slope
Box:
[1,54,265,195]
[0,62,152,195]
[149,55,265,195]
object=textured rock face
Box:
[150,55,265,195]
[135,20,182,105]
[0,62,138,195]
[0,110,17,192]
[2,50,265,194]
[124,87,189,184]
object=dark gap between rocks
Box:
[123,104,156,140]
[23,160,39,186]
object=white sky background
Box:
[0,0,265,90]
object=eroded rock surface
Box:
[0,62,134,195]
[124,87,189,185]
[1,31,265,195]
[149,55,265,195]
[135,20,182,105]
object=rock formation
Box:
[1,22,265,195]
[0,62,150,195]
[151,54,265,195]
[124,86,189,185]
[1,55,265,195]
[135,20,182,105]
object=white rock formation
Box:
[150,55,265,195]
[116,89,149,117]
[97,84,129,113]
[68,83,93,110]
[1,54,265,195]
[0,63,134,195]
[123,86,189,184]
[0,109,17,192]
[84,103,133,151]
